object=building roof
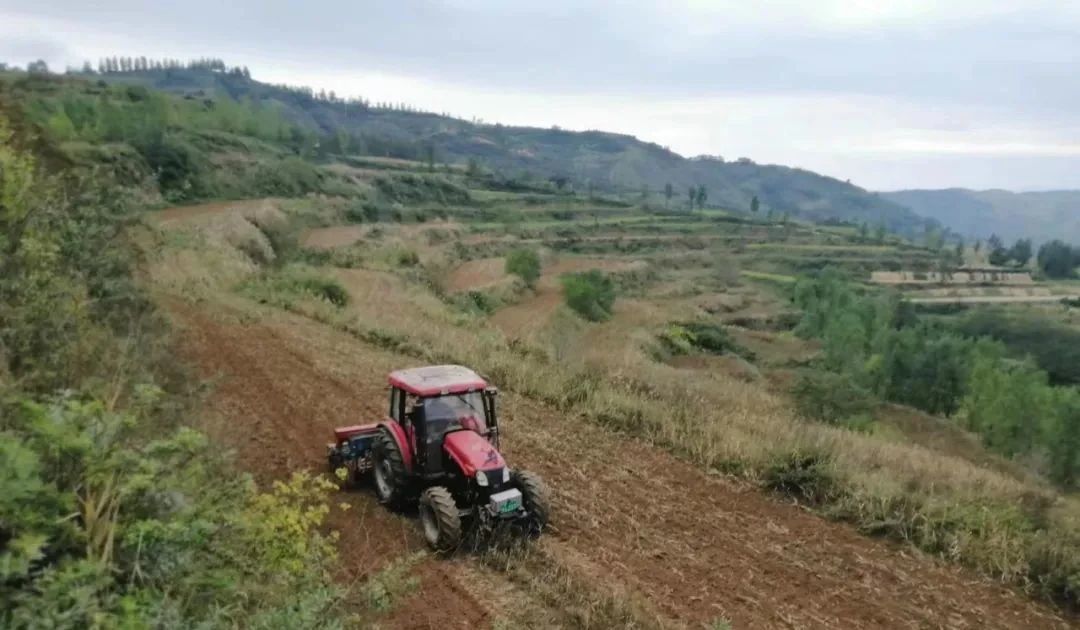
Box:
[388,365,488,396]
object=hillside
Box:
[4,66,1080,628]
[86,65,936,236]
[883,188,1080,244]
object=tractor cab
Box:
[387,365,500,476]
[329,364,549,552]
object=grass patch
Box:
[740,269,796,285]
[239,264,350,308]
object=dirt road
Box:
[166,298,1072,629]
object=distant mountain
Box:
[882,189,1080,245]
[93,66,934,236]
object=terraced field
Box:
[142,161,1079,628]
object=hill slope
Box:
[883,188,1080,244]
[91,66,935,236]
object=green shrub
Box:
[561,270,616,321]
[343,199,381,223]
[136,134,207,201]
[955,309,1080,386]
[0,116,349,627]
[395,249,420,267]
[657,324,696,355]
[791,369,874,425]
[763,451,835,503]
[655,321,751,360]
[373,173,470,205]
[505,248,541,288]
[241,265,350,308]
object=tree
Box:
[924,225,944,250]
[955,239,965,262]
[505,248,541,288]
[687,186,695,210]
[1045,389,1080,488]
[664,182,673,208]
[987,233,1011,266]
[26,59,49,75]
[696,185,707,210]
[874,223,887,244]
[791,369,873,425]
[750,195,760,214]
[1009,238,1033,266]
[857,222,869,242]
[963,344,1052,456]
[1037,240,1077,278]
[423,142,436,172]
[974,239,982,253]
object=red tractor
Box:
[327,365,550,551]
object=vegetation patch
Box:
[373,172,471,205]
[655,321,750,360]
[240,264,350,308]
[0,113,350,627]
[504,248,541,288]
[561,270,616,321]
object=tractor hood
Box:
[443,430,505,476]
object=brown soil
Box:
[168,300,492,629]
[165,297,1073,630]
[445,258,509,293]
[148,199,277,225]
[909,294,1080,304]
[487,257,644,337]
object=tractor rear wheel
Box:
[512,470,550,535]
[419,486,461,552]
[372,431,408,508]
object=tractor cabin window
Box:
[422,392,488,438]
[390,388,402,421]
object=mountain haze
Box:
[882,189,1080,244]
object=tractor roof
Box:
[388,365,488,397]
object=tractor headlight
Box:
[502,467,511,483]
[475,470,489,487]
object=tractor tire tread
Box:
[513,469,550,533]
[373,431,409,508]
[421,486,461,552]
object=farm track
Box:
[155,206,1075,629]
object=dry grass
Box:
[154,203,1080,610]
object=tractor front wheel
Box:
[372,431,408,508]
[419,486,461,552]
[512,470,550,536]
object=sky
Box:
[2,1,1079,191]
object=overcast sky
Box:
[2,1,1079,191]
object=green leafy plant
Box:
[505,248,541,288]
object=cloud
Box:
[1,1,1079,190]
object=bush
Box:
[344,200,382,223]
[136,134,207,201]
[763,451,835,503]
[0,115,349,627]
[561,270,615,321]
[791,369,874,425]
[505,248,541,288]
